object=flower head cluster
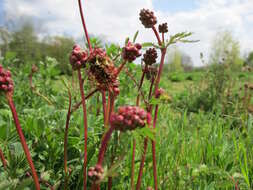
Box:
[143,48,158,65]
[155,88,165,98]
[0,65,14,93]
[69,45,88,70]
[88,48,120,96]
[88,164,104,183]
[122,41,142,62]
[158,23,168,33]
[139,9,157,28]
[110,106,151,132]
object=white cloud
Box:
[2,0,253,66]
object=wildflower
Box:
[122,41,142,62]
[144,65,158,81]
[139,9,157,28]
[88,164,104,183]
[87,47,120,96]
[158,23,168,33]
[155,88,165,98]
[143,48,158,65]
[69,45,88,70]
[110,106,151,132]
[0,65,14,93]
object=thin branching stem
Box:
[77,69,88,190]
[6,94,40,190]
[0,147,7,169]
[78,0,92,51]
[64,89,72,190]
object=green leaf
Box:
[133,31,139,43]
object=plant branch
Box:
[6,93,40,190]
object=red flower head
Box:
[88,47,120,96]
[155,88,165,98]
[143,48,158,65]
[0,65,14,93]
[122,41,142,62]
[110,106,152,132]
[88,164,104,183]
[158,23,168,33]
[139,9,157,28]
[69,45,88,70]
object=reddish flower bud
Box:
[139,9,157,28]
[155,88,165,98]
[0,65,14,93]
[69,45,88,70]
[143,48,158,65]
[122,41,142,62]
[158,23,168,33]
[88,164,104,183]
[110,106,151,132]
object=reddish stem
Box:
[71,88,99,113]
[0,147,7,169]
[6,94,40,190]
[162,33,165,44]
[154,49,166,93]
[135,138,148,190]
[97,125,115,166]
[102,91,107,124]
[152,26,162,46]
[131,65,147,189]
[108,177,112,190]
[152,105,159,190]
[78,0,92,51]
[115,61,127,77]
[64,89,72,190]
[130,140,136,190]
[77,69,88,190]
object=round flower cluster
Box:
[143,48,158,65]
[139,9,157,28]
[158,23,168,33]
[0,65,14,93]
[110,106,151,132]
[155,88,165,98]
[88,47,107,64]
[88,164,104,183]
[122,41,142,62]
[69,45,89,70]
[88,48,120,96]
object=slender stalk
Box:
[102,91,107,124]
[151,105,159,190]
[0,147,7,169]
[131,65,147,189]
[77,69,88,190]
[152,26,162,46]
[6,94,40,190]
[71,88,99,113]
[130,140,136,190]
[97,125,115,166]
[78,0,92,51]
[135,139,148,190]
[64,89,72,190]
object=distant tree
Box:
[245,51,253,67]
[209,30,243,69]
[0,27,11,56]
[8,22,40,66]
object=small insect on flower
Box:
[110,106,152,132]
[139,9,157,28]
[0,65,14,93]
[122,41,142,62]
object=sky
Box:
[0,0,253,66]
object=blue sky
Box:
[153,0,198,12]
[0,0,4,25]
[0,0,253,66]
